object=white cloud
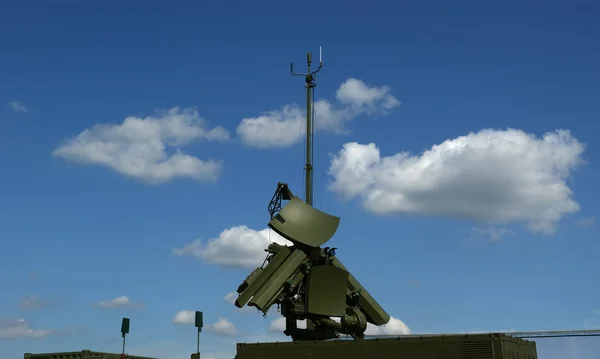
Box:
[576,216,596,227]
[328,129,585,235]
[268,315,410,336]
[19,295,43,311]
[95,296,136,308]
[0,318,54,340]
[236,78,399,148]
[6,101,28,113]
[336,78,400,115]
[365,317,411,336]
[224,292,237,304]
[173,225,292,269]
[173,310,196,325]
[52,107,230,183]
[173,312,238,336]
[207,318,239,337]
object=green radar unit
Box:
[233,47,391,341]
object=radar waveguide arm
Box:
[233,183,391,341]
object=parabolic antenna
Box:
[268,197,340,248]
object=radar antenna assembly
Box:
[234,48,391,341]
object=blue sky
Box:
[1,1,599,358]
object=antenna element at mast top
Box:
[290,47,323,207]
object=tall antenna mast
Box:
[291,47,323,207]
[290,47,323,333]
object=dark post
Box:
[120,317,130,358]
[195,311,203,358]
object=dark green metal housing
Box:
[235,333,538,359]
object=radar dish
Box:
[268,197,340,248]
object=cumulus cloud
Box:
[364,317,411,336]
[172,310,196,325]
[173,225,292,269]
[208,317,239,337]
[6,101,28,113]
[173,312,238,336]
[336,78,400,115]
[237,78,400,148]
[328,129,585,235]
[0,318,54,340]
[268,315,410,336]
[95,296,138,309]
[52,107,230,183]
[19,295,43,311]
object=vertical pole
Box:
[289,49,322,337]
[120,317,129,358]
[194,311,203,358]
[196,329,200,356]
[305,52,313,207]
[305,52,314,332]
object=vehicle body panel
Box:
[235,333,538,359]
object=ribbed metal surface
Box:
[460,341,494,359]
